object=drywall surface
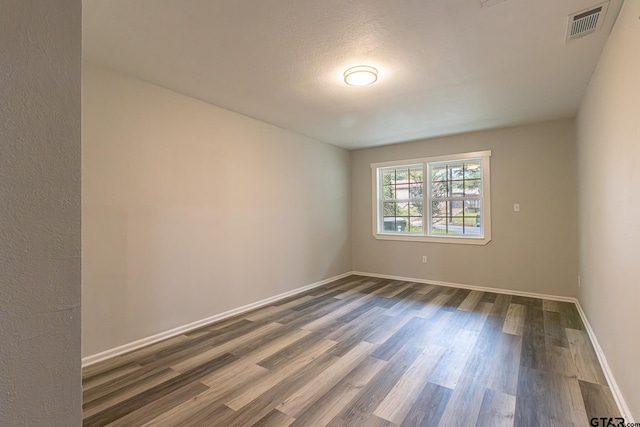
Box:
[576,0,640,420]
[351,119,578,297]
[0,1,82,425]
[82,63,351,357]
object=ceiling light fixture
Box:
[344,65,378,86]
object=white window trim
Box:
[371,150,492,245]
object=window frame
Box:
[371,150,492,245]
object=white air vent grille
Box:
[566,2,609,42]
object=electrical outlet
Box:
[514,203,520,212]
[422,256,427,263]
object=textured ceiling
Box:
[83,0,622,149]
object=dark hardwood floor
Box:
[82,275,620,426]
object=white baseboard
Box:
[81,271,352,367]
[353,271,632,422]
[573,301,634,422]
[351,271,577,302]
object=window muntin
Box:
[372,151,491,245]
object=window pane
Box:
[410,184,422,199]
[464,216,482,235]
[383,217,408,232]
[396,183,409,199]
[431,181,447,198]
[448,164,464,180]
[409,217,423,233]
[430,216,451,234]
[396,217,409,232]
[432,166,447,182]
[450,214,465,228]
[450,200,464,216]
[409,202,422,217]
[383,202,395,217]
[383,185,396,200]
[431,200,447,218]
[396,169,408,182]
[410,168,423,182]
[451,180,464,197]
[382,170,395,186]
[464,162,481,179]
[464,179,481,196]
[464,226,482,236]
[383,217,396,232]
[465,199,481,214]
[463,200,482,235]
[382,166,423,201]
[396,202,409,216]
[432,220,447,235]
[429,199,483,236]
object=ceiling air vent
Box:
[566,1,609,42]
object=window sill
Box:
[373,232,491,246]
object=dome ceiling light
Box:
[344,65,378,86]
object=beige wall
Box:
[351,119,578,297]
[576,0,639,419]
[82,63,351,357]
[0,1,82,424]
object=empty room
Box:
[2,0,639,426]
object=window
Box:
[371,151,491,245]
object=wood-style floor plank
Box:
[170,322,282,373]
[579,380,621,420]
[329,345,422,426]
[545,344,579,378]
[289,357,387,427]
[277,341,375,418]
[476,388,516,427]
[83,369,181,418]
[489,332,522,395]
[218,352,339,426]
[373,345,446,424]
[104,381,208,427]
[226,339,336,410]
[543,310,569,348]
[83,275,620,427]
[458,290,484,312]
[83,363,143,392]
[252,409,296,427]
[566,328,608,385]
[429,328,480,389]
[399,381,452,427]
[84,353,238,426]
[503,303,527,336]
